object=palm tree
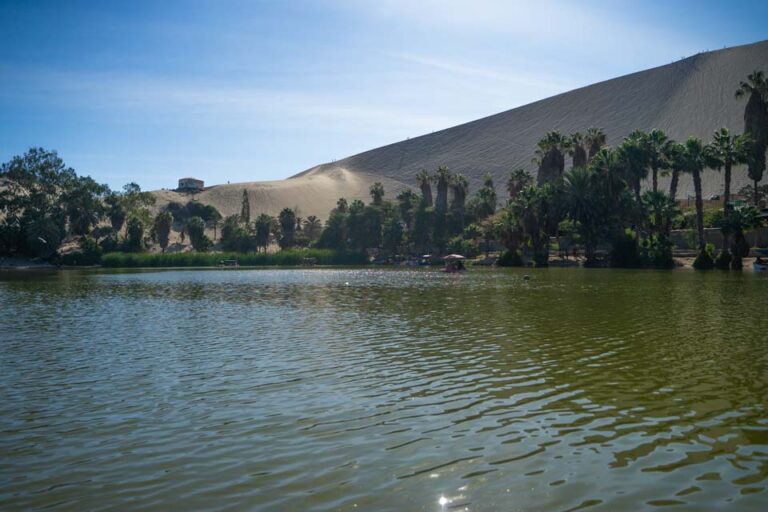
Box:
[254,213,273,252]
[568,132,587,168]
[735,70,768,205]
[396,190,418,230]
[704,128,751,210]
[278,207,297,249]
[507,169,532,199]
[335,197,348,214]
[534,131,567,185]
[449,173,469,233]
[433,165,452,214]
[416,169,433,207]
[585,127,607,161]
[369,182,385,205]
[663,142,686,235]
[303,215,322,241]
[619,130,650,205]
[240,189,251,223]
[645,129,672,193]
[641,190,675,236]
[681,137,708,255]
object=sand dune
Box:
[153,41,768,218]
[296,40,768,199]
[151,168,409,220]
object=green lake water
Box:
[1,267,767,511]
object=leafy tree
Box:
[255,213,273,252]
[278,207,297,248]
[335,197,348,214]
[123,216,146,252]
[396,190,419,231]
[381,217,404,255]
[317,211,347,250]
[471,173,497,219]
[186,216,211,251]
[0,148,108,257]
[152,211,173,252]
[241,189,251,223]
[369,182,385,205]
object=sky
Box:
[1,0,767,190]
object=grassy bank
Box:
[100,249,367,268]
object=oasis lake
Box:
[1,268,767,511]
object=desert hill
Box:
[154,40,768,219]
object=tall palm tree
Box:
[619,130,650,204]
[568,132,587,168]
[433,165,452,214]
[449,173,469,233]
[704,128,751,210]
[534,131,567,185]
[681,137,708,254]
[645,129,672,193]
[303,215,322,241]
[396,190,418,230]
[278,207,297,249]
[335,197,348,214]
[416,169,433,207]
[254,213,273,252]
[663,142,687,235]
[585,127,607,161]
[735,70,768,205]
[369,182,385,205]
[507,169,532,199]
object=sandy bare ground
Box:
[151,168,409,221]
[149,41,768,221]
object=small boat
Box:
[443,254,467,273]
[754,257,768,272]
[219,259,239,268]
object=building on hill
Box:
[178,177,204,192]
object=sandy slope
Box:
[151,41,768,218]
[151,168,409,220]
[296,40,768,198]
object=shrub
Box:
[101,249,367,268]
[496,250,523,267]
[714,250,732,270]
[639,235,674,269]
[693,243,715,270]
[610,229,641,268]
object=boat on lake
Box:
[443,254,467,273]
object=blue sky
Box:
[1,0,766,190]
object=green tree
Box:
[303,215,322,242]
[645,129,673,193]
[153,211,173,253]
[534,131,568,185]
[186,216,211,251]
[507,168,533,199]
[278,207,297,249]
[396,190,419,231]
[448,173,469,235]
[585,127,607,161]
[317,211,347,250]
[416,169,433,207]
[255,213,273,252]
[735,70,768,205]
[124,216,146,252]
[680,137,710,266]
[369,182,385,205]
[240,189,251,223]
[568,132,587,168]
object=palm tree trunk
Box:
[755,178,760,206]
[693,169,705,252]
[664,169,680,235]
[652,166,658,193]
[723,163,732,210]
